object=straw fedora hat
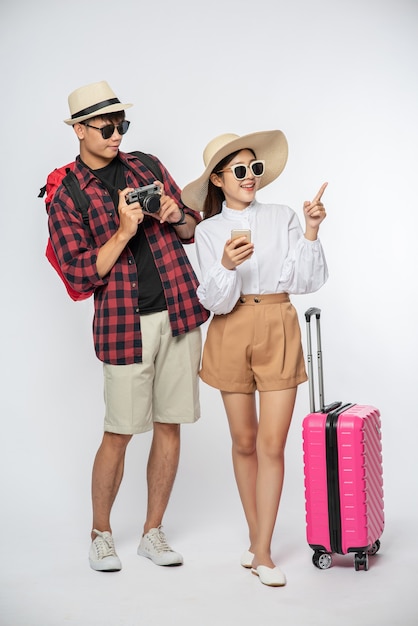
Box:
[64,80,133,125]
[181,130,288,211]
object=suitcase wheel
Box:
[367,540,381,556]
[312,551,332,570]
[354,552,369,571]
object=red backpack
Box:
[39,152,162,301]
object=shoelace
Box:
[93,530,116,558]
[148,527,172,553]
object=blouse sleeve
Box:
[195,227,242,315]
[278,210,328,294]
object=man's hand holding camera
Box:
[138,181,184,225]
[154,182,183,225]
[124,181,190,230]
[118,187,144,242]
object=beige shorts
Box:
[200,294,307,393]
[103,311,202,434]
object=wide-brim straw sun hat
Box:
[181,130,288,211]
[64,80,133,125]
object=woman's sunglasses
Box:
[217,159,265,181]
[81,120,130,140]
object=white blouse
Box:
[195,199,328,315]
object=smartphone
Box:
[231,229,251,246]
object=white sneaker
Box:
[89,530,122,572]
[137,526,183,566]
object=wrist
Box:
[115,228,132,246]
[304,225,319,241]
[171,208,187,226]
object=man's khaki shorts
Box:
[103,311,202,434]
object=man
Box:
[48,81,209,572]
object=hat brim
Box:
[181,130,288,211]
[64,102,133,125]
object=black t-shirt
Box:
[91,157,166,313]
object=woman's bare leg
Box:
[251,388,297,569]
[221,391,258,551]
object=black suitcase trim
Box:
[325,403,354,554]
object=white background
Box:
[1,1,417,625]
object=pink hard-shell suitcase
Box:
[302,308,384,571]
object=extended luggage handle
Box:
[305,308,342,414]
[305,308,324,413]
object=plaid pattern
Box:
[48,151,209,364]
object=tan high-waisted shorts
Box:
[200,293,307,393]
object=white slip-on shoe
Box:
[240,550,255,568]
[137,525,183,566]
[89,530,122,572]
[251,565,286,587]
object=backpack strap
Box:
[62,170,90,226]
[127,151,163,183]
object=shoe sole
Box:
[137,549,183,567]
[89,559,122,572]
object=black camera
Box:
[126,184,161,214]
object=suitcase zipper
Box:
[325,403,355,554]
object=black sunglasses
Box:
[217,159,265,181]
[81,120,130,140]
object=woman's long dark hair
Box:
[202,148,256,220]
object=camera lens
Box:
[143,195,161,213]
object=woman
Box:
[181,131,328,586]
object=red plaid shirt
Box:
[48,151,209,365]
